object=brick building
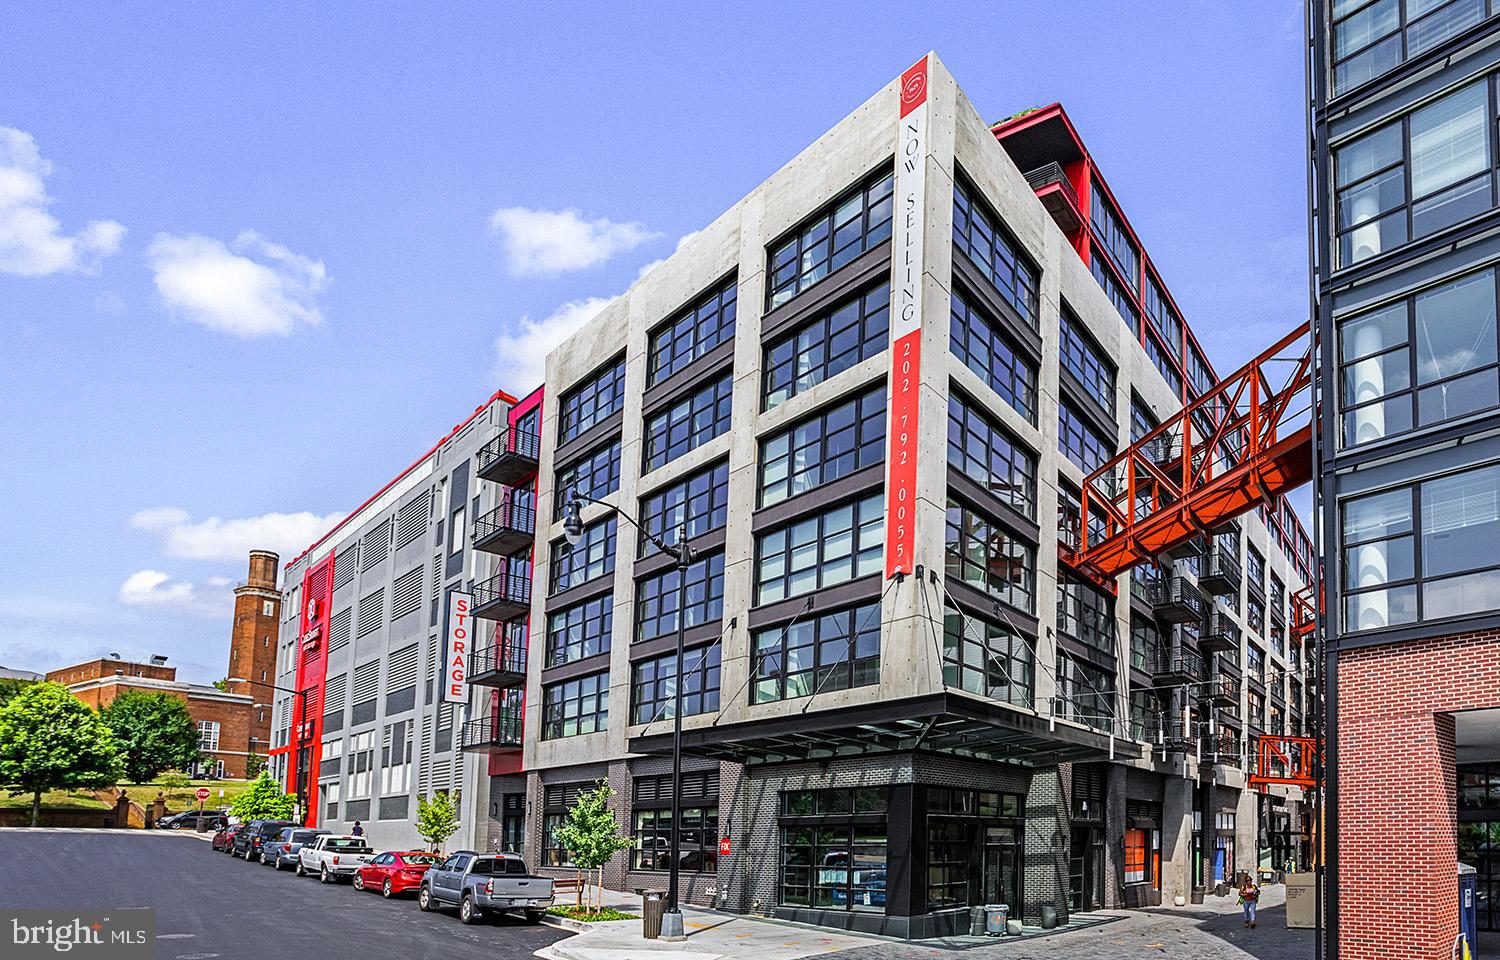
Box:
[49,656,256,778]
[1310,2,1500,956]
[227,549,280,755]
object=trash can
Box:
[1039,904,1058,929]
[968,907,985,936]
[641,890,666,940]
[983,904,1009,936]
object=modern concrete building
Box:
[515,53,1313,937]
[1311,3,1500,956]
[269,387,529,852]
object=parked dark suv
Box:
[261,827,329,869]
[232,819,296,861]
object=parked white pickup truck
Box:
[296,834,376,883]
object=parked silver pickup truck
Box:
[296,834,376,883]
[417,851,553,924]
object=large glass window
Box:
[1339,268,1499,446]
[634,806,719,872]
[942,607,1034,706]
[1058,572,1116,654]
[642,373,733,472]
[1336,80,1495,267]
[559,359,626,444]
[1090,182,1140,292]
[945,499,1036,612]
[779,789,888,913]
[761,387,886,506]
[952,176,1042,327]
[1144,273,1183,351]
[630,645,721,724]
[763,284,889,409]
[1059,307,1117,413]
[648,276,738,387]
[545,594,612,668]
[1090,255,1140,334]
[950,290,1038,423]
[1055,651,1118,732]
[1342,461,1500,630]
[540,672,608,740]
[752,600,881,703]
[768,169,894,309]
[947,391,1037,518]
[1144,330,1184,398]
[1059,400,1115,474]
[549,517,616,593]
[553,441,622,520]
[1332,0,1496,95]
[635,552,726,642]
[755,495,884,604]
[639,461,730,556]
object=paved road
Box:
[0,829,567,960]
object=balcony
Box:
[469,638,527,689]
[1140,716,1195,752]
[1023,162,1083,234]
[473,562,532,621]
[472,493,536,556]
[459,699,524,753]
[1151,649,1205,686]
[1164,532,1207,561]
[1199,546,1241,597]
[1200,732,1242,766]
[477,427,540,486]
[1149,575,1206,625]
[1199,609,1241,654]
[1201,673,1241,709]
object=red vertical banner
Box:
[884,55,929,577]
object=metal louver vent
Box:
[323,674,347,713]
[328,607,352,652]
[362,520,393,571]
[391,567,423,620]
[397,492,431,548]
[387,644,419,690]
[333,544,358,591]
[356,588,385,637]
[351,659,380,702]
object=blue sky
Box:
[0,2,1309,683]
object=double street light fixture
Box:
[563,491,693,942]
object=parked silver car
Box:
[261,827,330,869]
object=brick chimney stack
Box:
[229,550,281,757]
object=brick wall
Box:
[1337,629,1500,960]
[228,585,279,754]
[66,679,254,779]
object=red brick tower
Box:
[229,550,280,760]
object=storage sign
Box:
[443,592,473,704]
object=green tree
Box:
[0,677,34,707]
[101,691,202,783]
[0,682,123,826]
[415,789,461,853]
[211,678,229,692]
[245,753,265,779]
[229,772,297,821]
[553,781,634,911]
[156,770,192,807]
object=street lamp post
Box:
[563,491,692,942]
[228,676,314,821]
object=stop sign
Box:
[195,787,211,803]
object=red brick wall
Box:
[47,659,176,685]
[1338,629,1500,959]
[66,679,255,780]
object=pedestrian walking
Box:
[1239,875,1260,928]
[351,820,364,837]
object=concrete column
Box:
[1161,773,1195,906]
[1235,787,1258,883]
[1023,768,1069,924]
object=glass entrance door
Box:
[1069,826,1104,911]
[982,826,1022,912]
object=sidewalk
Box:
[540,884,1311,960]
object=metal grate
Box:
[391,567,423,620]
[356,588,385,637]
[361,519,393,571]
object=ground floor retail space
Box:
[501,752,1308,939]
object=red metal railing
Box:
[1065,321,1315,583]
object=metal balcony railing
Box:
[1200,673,1241,708]
[1148,575,1206,625]
[1023,162,1083,233]
[459,700,524,752]
[472,562,533,620]
[477,427,541,485]
[471,492,537,555]
[1199,546,1241,597]
[1151,649,1205,685]
[1200,609,1241,654]
[468,639,527,689]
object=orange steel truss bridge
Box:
[1061,320,1320,791]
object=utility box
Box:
[1285,872,1316,929]
[1460,863,1477,956]
[983,904,1009,936]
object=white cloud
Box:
[145,229,328,337]
[0,126,124,276]
[130,507,345,562]
[488,206,660,277]
[119,570,196,606]
[636,230,701,280]
[492,296,614,393]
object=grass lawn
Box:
[0,789,108,811]
[120,778,256,811]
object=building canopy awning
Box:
[628,692,1142,767]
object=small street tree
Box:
[156,770,192,807]
[0,682,124,826]
[553,781,634,911]
[229,772,297,821]
[101,691,202,783]
[416,789,461,853]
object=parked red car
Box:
[353,851,441,898]
[211,823,242,852]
